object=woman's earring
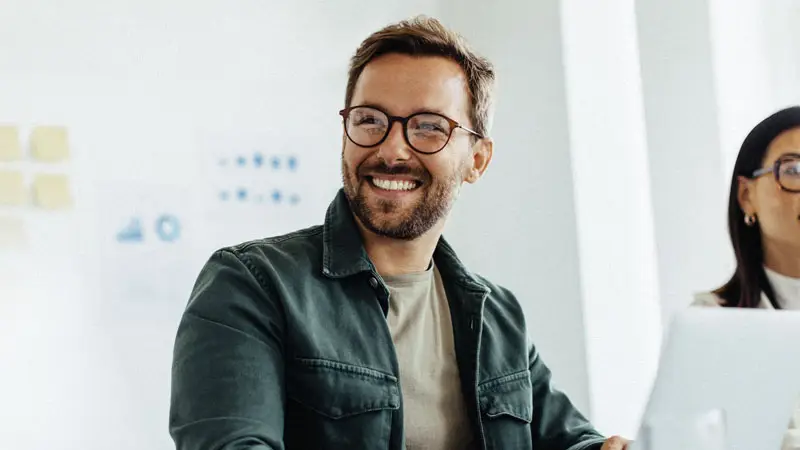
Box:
[745,214,757,226]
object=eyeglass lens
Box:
[344,106,453,154]
[778,156,800,191]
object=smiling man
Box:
[169,16,629,450]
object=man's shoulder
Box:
[472,273,526,319]
[474,273,516,301]
[216,224,325,270]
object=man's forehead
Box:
[351,54,470,117]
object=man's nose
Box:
[377,122,412,164]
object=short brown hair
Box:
[345,15,496,137]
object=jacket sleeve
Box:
[169,249,285,450]
[529,344,606,450]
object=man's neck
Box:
[763,239,800,278]
[358,222,444,277]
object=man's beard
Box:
[342,157,460,240]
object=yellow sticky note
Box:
[32,173,73,210]
[0,216,27,250]
[0,126,22,161]
[0,171,26,206]
[30,126,70,162]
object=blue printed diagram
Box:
[116,218,144,242]
[116,214,181,243]
[218,188,300,205]
[214,153,301,206]
[218,154,298,171]
[155,214,181,242]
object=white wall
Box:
[710,0,800,177]
[0,1,440,449]
[635,0,732,326]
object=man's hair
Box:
[345,15,496,137]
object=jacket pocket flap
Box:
[288,357,400,420]
[478,369,533,423]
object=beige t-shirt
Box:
[384,263,474,450]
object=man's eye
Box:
[413,122,448,135]
[356,116,384,126]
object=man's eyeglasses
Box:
[339,105,483,155]
[751,153,800,193]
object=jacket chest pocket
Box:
[478,369,533,450]
[285,357,400,449]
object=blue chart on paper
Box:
[116,218,144,243]
[116,215,182,244]
[215,153,301,206]
[155,214,181,242]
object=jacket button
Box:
[369,277,378,288]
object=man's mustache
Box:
[358,161,429,181]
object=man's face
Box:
[341,53,491,240]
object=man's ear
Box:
[737,175,756,216]
[464,138,493,184]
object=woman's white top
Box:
[765,266,800,310]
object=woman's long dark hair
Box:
[715,106,800,308]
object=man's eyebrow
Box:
[352,101,389,111]
[353,101,452,118]
[409,106,451,117]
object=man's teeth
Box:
[372,178,417,191]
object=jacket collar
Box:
[321,189,489,295]
[433,235,491,296]
[321,189,374,278]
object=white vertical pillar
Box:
[635,0,732,326]
[709,0,800,176]
[560,0,662,437]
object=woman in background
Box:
[694,105,800,450]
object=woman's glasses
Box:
[751,153,800,193]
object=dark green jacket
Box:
[169,189,606,450]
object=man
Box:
[169,15,630,450]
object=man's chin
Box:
[363,214,408,233]
[355,210,420,240]
[346,182,440,240]
[365,225,419,241]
